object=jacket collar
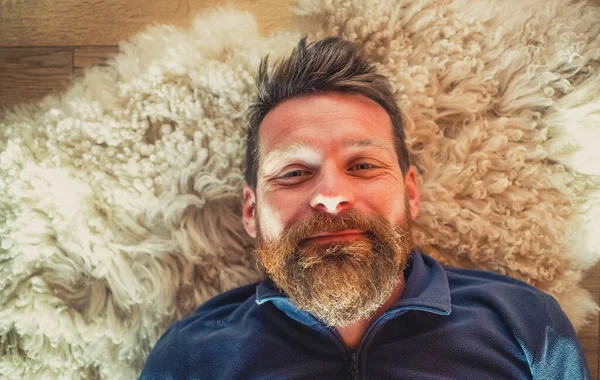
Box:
[255,249,452,318]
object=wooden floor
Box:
[0,1,598,378]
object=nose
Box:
[309,165,355,214]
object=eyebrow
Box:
[261,138,396,175]
[348,138,395,152]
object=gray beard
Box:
[254,205,412,327]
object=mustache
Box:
[254,204,413,273]
[276,209,389,244]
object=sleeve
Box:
[531,294,591,380]
[139,321,183,380]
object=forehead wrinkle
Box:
[343,138,398,163]
[347,138,395,155]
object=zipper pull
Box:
[351,352,359,380]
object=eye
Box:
[275,169,314,185]
[350,162,376,171]
[278,169,310,179]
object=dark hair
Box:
[243,36,410,192]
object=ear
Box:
[242,184,257,238]
[404,166,420,220]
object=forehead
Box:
[258,93,396,165]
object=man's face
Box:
[242,92,420,327]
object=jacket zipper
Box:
[350,352,359,380]
[258,293,450,379]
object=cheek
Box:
[258,186,309,239]
[257,200,285,240]
[388,196,406,224]
[361,183,405,223]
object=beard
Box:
[254,198,413,327]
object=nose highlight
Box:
[309,164,355,214]
[311,195,350,214]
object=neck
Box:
[334,275,405,351]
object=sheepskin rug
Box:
[1,0,600,378]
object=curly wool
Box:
[0,0,599,378]
[296,0,600,294]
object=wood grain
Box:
[74,46,119,76]
[580,263,600,379]
[0,0,296,47]
[0,47,73,110]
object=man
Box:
[140,37,590,379]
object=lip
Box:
[308,230,365,238]
[302,230,368,245]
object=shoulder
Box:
[442,264,551,330]
[443,264,547,303]
[140,281,261,379]
[187,281,261,323]
[440,263,588,377]
[178,280,262,337]
[139,319,182,379]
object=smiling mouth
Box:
[302,231,370,245]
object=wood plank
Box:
[580,262,600,380]
[0,0,296,48]
[74,46,119,76]
[0,47,73,110]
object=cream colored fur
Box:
[0,0,599,378]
